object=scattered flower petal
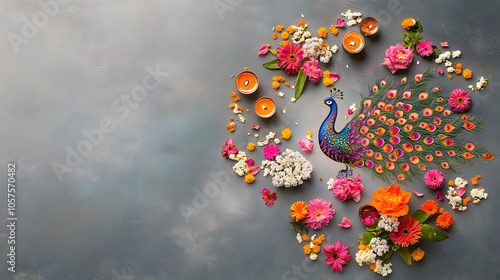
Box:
[441,42,448,47]
[438,67,444,75]
[336,19,345,28]
[436,189,444,201]
[251,123,260,130]
[456,187,466,197]
[338,217,352,228]
[329,72,340,82]
[258,44,270,55]
[411,189,424,197]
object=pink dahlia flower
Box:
[221,138,238,157]
[382,43,414,74]
[416,39,434,57]
[297,139,314,151]
[305,198,335,229]
[276,43,304,75]
[448,88,471,112]
[323,240,352,272]
[424,169,444,190]
[302,58,322,83]
[262,144,280,160]
[332,176,364,202]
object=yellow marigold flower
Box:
[319,234,325,241]
[229,117,234,121]
[411,247,425,262]
[307,130,313,137]
[454,68,462,75]
[273,76,285,82]
[318,27,328,38]
[226,123,235,132]
[321,43,330,48]
[276,24,284,32]
[303,244,311,255]
[229,103,236,109]
[302,234,310,242]
[312,238,322,245]
[281,32,289,40]
[312,245,321,253]
[463,69,472,79]
[285,82,290,87]
[281,128,292,140]
[455,63,462,69]
[329,25,338,35]
[448,74,452,79]
[244,174,255,183]
[323,70,331,78]
[247,143,255,151]
[402,18,415,29]
[287,25,297,34]
[282,41,289,47]
[298,19,306,27]
[323,77,334,87]
[272,81,280,90]
[272,33,278,40]
[358,241,370,251]
[448,180,454,186]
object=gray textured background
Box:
[0,0,499,279]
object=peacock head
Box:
[322,88,343,109]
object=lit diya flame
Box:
[236,71,259,94]
[254,97,276,118]
[360,17,379,36]
[342,31,365,54]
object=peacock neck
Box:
[320,106,339,140]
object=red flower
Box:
[221,138,238,157]
[277,43,304,75]
[390,215,422,247]
[261,188,277,206]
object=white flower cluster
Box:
[268,149,313,187]
[231,103,242,114]
[454,177,468,189]
[292,25,311,44]
[229,151,249,176]
[257,131,276,147]
[302,37,334,63]
[278,91,285,98]
[445,61,452,67]
[369,238,390,257]
[452,50,461,58]
[238,114,245,123]
[447,67,455,73]
[470,76,488,91]
[377,214,399,232]
[470,187,488,203]
[434,51,451,64]
[445,187,467,211]
[326,178,335,190]
[355,248,377,266]
[341,10,362,26]
[261,160,271,177]
[374,259,393,277]
[331,44,339,53]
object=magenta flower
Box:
[277,43,304,75]
[263,144,280,160]
[302,58,322,83]
[258,44,270,55]
[221,138,238,157]
[382,43,414,74]
[448,88,471,112]
[336,19,345,28]
[424,169,444,190]
[305,198,335,229]
[261,188,277,205]
[331,175,364,202]
[323,240,352,272]
[416,39,434,57]
[297,139,314,151]
[245,158,260,175]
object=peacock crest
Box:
[319,70,495,183]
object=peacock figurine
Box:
[319,70,495,183]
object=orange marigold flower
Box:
[229,103,236,109]
[455,63,462,69]
[411,247,425,261]
[462,196,471,206]
[454,68,462,75]
[272,33,278,40]
[287,25,297,34]
[244,174,255,183]
[272,81,280,90]
[237,106,242,111]
[312,245,321,253]
[312,238,322,245]
[226,123,235,132]
[463,69,472,79]
[299,19,306,27]
[448,74,452,79]
[318,27,328,38]
[319,234,325,241]
[247,142,255,151]
[323,77,334,87]
[471,175,481,185]
[448,180,454,186]
[281,32,289,40]
[229,117,234,121]
[290,201,308,221]
[329,25,338,35]
[402,18,415,29]
[369,261,377,270]
[276,24,284,32]
[358,241,370,251]
[285,82,290,87]
[436,211,453,229]
[420,200,439,216]
[370,184,411,217]
[303,244,311,255]
[302,234,310,242]
[282,41,289,47]
[439,208,444,213]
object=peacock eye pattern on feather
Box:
[318,71,495,183]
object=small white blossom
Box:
[309,253,318,260]
[355,248,376,266]
[238,114,245,123]
[278,91,285,97]
[468,85,474,90]
[476,76,487,90]
[369,238,390,257]
[452,50,461,58]
[296,232,303,244]
[326,178,335,190]
[274,138,281,145]
[255,134,259,138]
[331,44,339,53]
[341,10,362,26]
[374,259,392,277]
[470,187,488,203]
[417,61,420,65]
[445,60,452,67]
[378,214,400,232]
[283,109,286,114]
[445,187,466,211]
[454,177,468,189]
[447,67,455,73]
[232,104,242,114]
[291,97,296,102]
[346,19,357,26]
[232,159,249,176]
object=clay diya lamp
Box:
[236,71,259,94]
[358,204,379,226]
[360,17,379,36]
[342,31,365,54]
[254,97,276,118]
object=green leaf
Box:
[415,19,424,33]
[268,48,277,56]
[381,249,394,263]
[294,70,307,100]
[366,225,379,232]
[263,59,280,70]
[397,247,412,265]
[359,232,376,245]
[430,45,441,59]
[420,224,449,241]
[412,209,430,223]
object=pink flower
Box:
[323,240,352,272]
[331,176,364,203]
[277,43,304,75]
[245,158,260,175]
[263,144,280,160]
[424,169,444,190]
[336,19,345,28]
[382,43,414,74]
[261,188,277,205]
[338,217,352,228]
[302,58,322,83]
[297,139,314,151]
[221,138,238,157]
[416,39,434,57]
[258,44,270,55]
[305,198,335,230]
[438,67,444,75]
[436,190,444,201]
[251,123,260,130]
[448,88,471,112]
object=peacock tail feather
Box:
[319,70,495,183]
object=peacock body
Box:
[319,71,495,183]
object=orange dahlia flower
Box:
[369,184,411,217]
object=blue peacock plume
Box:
[319,70,495,183]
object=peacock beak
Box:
[321,101,325,104]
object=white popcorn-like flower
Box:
[355,248,377,266]
[349,103,357,112]
[470,187,488,203]
[238,114,245,123]
[452,50,461,58]
[326,178,335,190]
[341,10,362,25]
[447,67,455,73]
[232,159,249,176]
[291,97,296,102]
[278,91,285,97]
[232,104,242,114]
[369,238,390,257]
[442,51,451,59]
[468,85,474,90]
[445,187,467,211]
[445,60,452,67]
[435,57,443,64]
[378,214,400,232]
[331,44,339,53]
[454,177,468,189]
[296,232,303,244]
[374,260,392,277]
[476,76,487,90]
[255,134,259,138]
[435,51,451,64]
[309,253,318,261]
[269,149,313,187]
[274,138,281,145]
[346,19,357,26]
